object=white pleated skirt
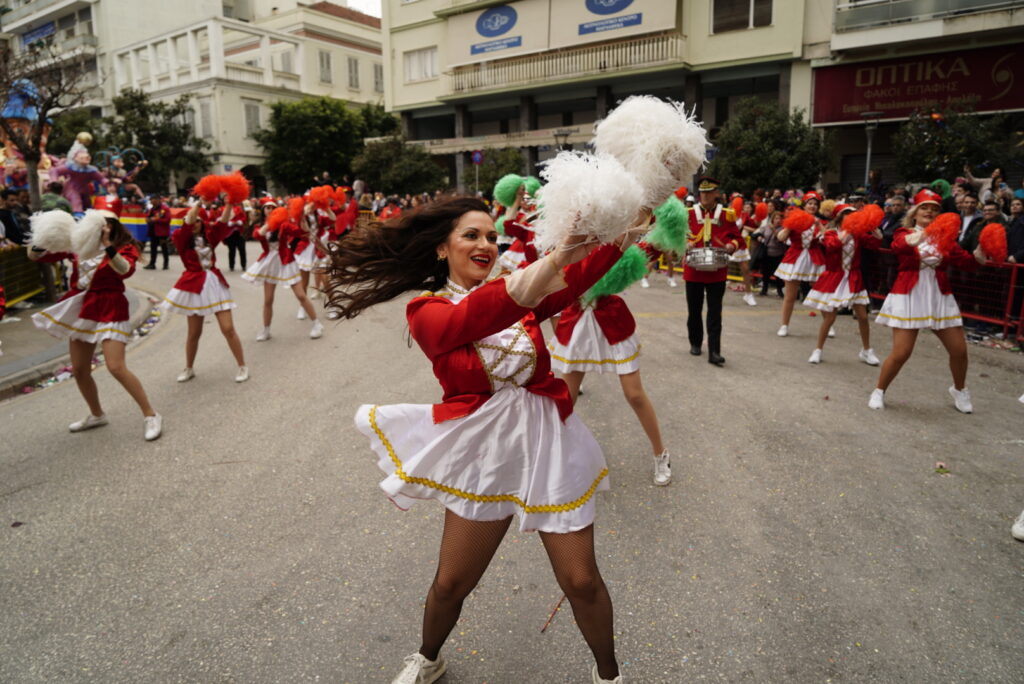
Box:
[775,250,824,282]
[804,273,870,312]
[241,251,301,287]
[876,269,962,329]
[295,243,316,272]
[32,292,133,344]
[548,308,641,375]
[162,273,236,316]
[355,387,609,533]
[729,248,751,263]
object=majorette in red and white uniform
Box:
[498,207,539,272]
[332,194,359,241]
[241,210,302,287]
[775,209,825,282]
[876,225,977,330]
[804,205,880,312]
[161,206,236,316]
[549,295,641,375]
[355,244,623,533]
[32,243,140,344]
[295,207,332,272]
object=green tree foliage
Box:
[473,147,525,196]
[707,97,832,194]
[892,107,1022,182]
[47,108,104,159]
[253,96,367,193]
[358,102,400,139]
[352,137,445,195]
[103,88,210,192]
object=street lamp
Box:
[860,111,883,190]
[553,128,572,151]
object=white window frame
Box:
[710,0,772,34]
[280,50,293,74]
[347,56,360,89]
[318,50,332,83]
[373,63,384,93]
[403,47,438,84]
[243,100,261,137]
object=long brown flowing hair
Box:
[106,217,147,263]
[324,196,489,320]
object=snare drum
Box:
[685,247,729,271]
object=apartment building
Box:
[0,0,384,193]
[812,0,1024,190]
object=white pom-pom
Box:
[71,210,108,259]
[594,95,709,208]
[532,151,644,253]
[29,210,75,252]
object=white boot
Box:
[592,665,623,683]
[868,388,885,410]
[808,349,822,364]
[297,306,307,320]
[256,327,271,342]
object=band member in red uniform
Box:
[684,177,743,366]
[144,197,172,270]
[329,197,647,684]
[29,211,162,441]
[162,201,248,383]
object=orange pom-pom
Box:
[782,208,816,233]
[288,197,305,221]
[730,196,744,214]
[193,175,222,202]
[844,204,884,238]
[219,171,251,204]
[310,185,333,209]
[979,223,1007,263]
[754,202,768,223]
[924,213,961,256]
[334,186,351,205]
[265,206,289,232]
[674,186,688,200]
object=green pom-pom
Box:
[494,174,525,207]
[524,176,542,196]
[648,196,688,254]
[930,178,951,199]
[584,245,648,303]
[495,215,507,236]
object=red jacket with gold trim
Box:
[888,227,978,295]
[170,221,231,293]
[683,203,744,283]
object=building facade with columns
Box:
[0,0,383,193]
[381,0,818,191]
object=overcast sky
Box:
[346,0,382,17]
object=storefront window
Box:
[713,0,772,33]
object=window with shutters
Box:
[318,50,332,83]
[244,101,260,136]
[348,57,360,89]
[280,50,293,74]
[199,100,213,138]
[373,63,384,92]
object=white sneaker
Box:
[69,413,108,433]
[1019,392,1024,404]
[868,388,885,410]
[144,413,163,441]
[256,327,271,342]
[592,664,623,683]
[858,348,880,366]
[1012,510,1024,541]
[949,386,973,414]
[391,653,446,684]
[235,366,249,383]
[777,325,789,337]
[176,367,195,383]
[653,450,671,486]
[297,307,307,320]
[808,348,822,364]
[309,290,321,300]
[640,276,650,288]
[827,326,836,338]
[667,276,678,288]
[743,292,757,307]
[309,320,323,339]
[326,310,340,320]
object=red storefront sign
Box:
[813,44,1023,125]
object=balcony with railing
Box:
[834,0,1024,32]
[0,0,95,32]
[445,32,684,97]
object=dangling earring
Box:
[437,253,447,261]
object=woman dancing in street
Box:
[775,192,826,337]
[329,197,646,684]
[869,189,987,411]
[803,203,882,366]
[162,201,248,383]
[29,210,162,440]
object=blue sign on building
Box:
[21,22,56,46]
[585,0,635,16]
[471,5,522,55]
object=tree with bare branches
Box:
[0,37,96,211]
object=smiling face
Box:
[437,210,498,289]
[914,203,938,227]
[804,198,819,214]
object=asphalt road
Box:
[2,248,1022,683]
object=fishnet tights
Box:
[418,510,618,679]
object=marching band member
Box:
[683,177,743,366]
[775,191,826,337]
[162,201,248,383]
[29,210,162,441]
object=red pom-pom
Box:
[979,223,1008,263]
[334,186,350,205]
[924,213,961,256]
[193,175,222,202]
[288,197,305,222]
[782,208,816,233]
[219,171,251,204]
[843,204,884,238]
[265,206,289,232]
[754,202,768,223]
[674,186,688,200]
[730,196,744,214]
[310,185,333,209]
